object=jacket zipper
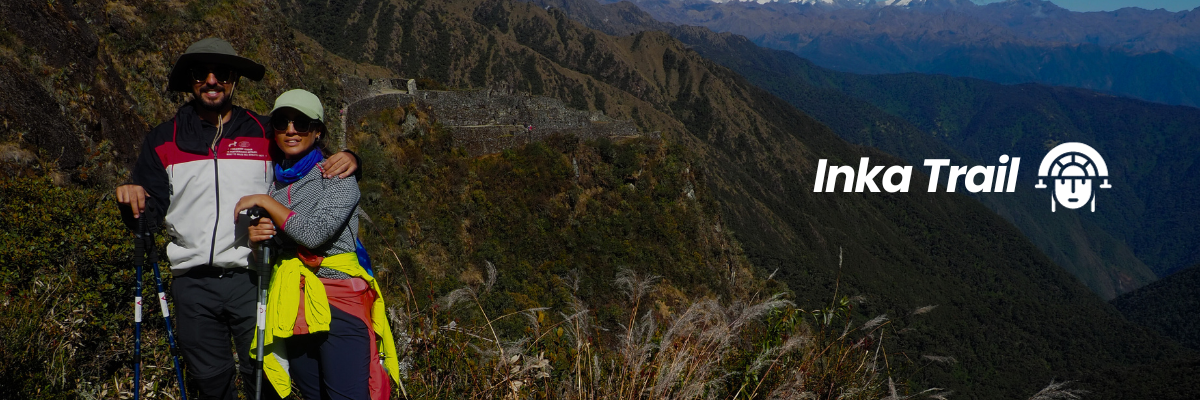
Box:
[208,129,222,268]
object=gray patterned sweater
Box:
[269,160,360,279]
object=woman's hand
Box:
[234,194,292,243]
[248,217,276,243]
[233,194,272,222]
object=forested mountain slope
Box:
[531,0,1172,300]
[669,25,1200,290]
[1113,265,1200,351]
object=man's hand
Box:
[322,150,359,179]
[116,185,148,218]
[248,216,276,244]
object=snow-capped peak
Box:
[705,0,961,8]
[710,0,837,4]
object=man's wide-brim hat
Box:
[166,37,265,92]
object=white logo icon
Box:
[1035,142,1111,212]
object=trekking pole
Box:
[145,218,189,400]
[247,207,272,400]
[132,216,145,400]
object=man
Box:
[116,37,358,399]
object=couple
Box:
[116,38,397,400]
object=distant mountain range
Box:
[706,0,974,9]
[615,0,1200,106]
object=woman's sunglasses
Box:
[189,66,236,84]
[271,116,318,133]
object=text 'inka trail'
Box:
[813,156,1020,193]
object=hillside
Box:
[544,0,1199,291]
[538,0,1169,299]
[819,73,1200,279]
[1112,265,1200,351]
[681,27,1171,297]
[615,0,1200,107]
[669,22,1200,287]
[277,0,1200,397]
[594,0,1200,288]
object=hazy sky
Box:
[975,0,1200,12]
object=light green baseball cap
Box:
[271,89,324,122]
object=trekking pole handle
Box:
[133,214,147,269]
[133,232,145,270]
[246,206,272,270]
[145,222,158,266]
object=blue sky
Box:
[976,0,1200,12]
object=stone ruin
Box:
[339,75,640,156]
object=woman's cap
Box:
[271,89,324,122]
[166,38,266,92]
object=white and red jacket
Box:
[128,104,273,273]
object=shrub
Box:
[0,175,179,399]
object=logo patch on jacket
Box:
[220,138,270,160]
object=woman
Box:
[236,89,397,400]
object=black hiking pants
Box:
[173,266,280,400]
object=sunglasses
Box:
[189,66,237,84]
[271,115,319,133]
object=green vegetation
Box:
[351,104,754,317]
[1112,265,1200,351]
[0,174,142,399]
[351,109,903,398]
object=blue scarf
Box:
[275,149,324,185]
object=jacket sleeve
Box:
[280,175,360,249]
[122,124,172,233]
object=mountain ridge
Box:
[615,0,1200,107]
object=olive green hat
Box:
[271,89,324,122]
[166,38,265,92]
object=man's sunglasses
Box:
[189,66,237,84]
[271,116,318,133]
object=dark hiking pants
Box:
[284,306,372,400]
[173,266,280,400]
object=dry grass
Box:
[389,265,896,400]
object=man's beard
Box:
[195,84,232,112]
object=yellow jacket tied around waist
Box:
[251,252,400,398]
